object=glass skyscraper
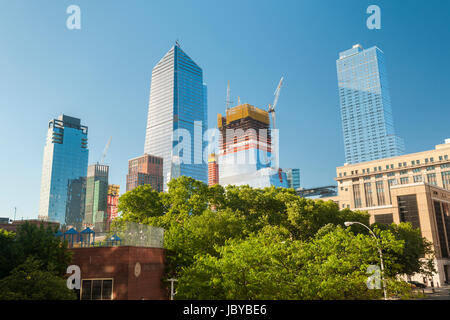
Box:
[336,44,404,164]
[285,168,300,190]
[38,115,89,226]
[144,44,207,190]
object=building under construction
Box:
[216,103,288,188]
[106,184,120,230]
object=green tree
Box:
[0,229,16,278]
[12,222,72,276]
[0,257,76,300]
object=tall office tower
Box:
[106,184,120,231]
[126,154,163,192]
[208,153,219,186]
[38,115,89,225]
[84,164,109,232]
[144,44,208,190]
[285,168,301,190]
[217,103,288,188]
[336,44,405,164]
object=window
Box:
[364,183,374,207]
[376,181,386,205]
[353,184,362,208]
[442,171,450,190]
[81,279,113,300]
[400,177,409,185]
[398,195,421,230]
[426,166,435,171]
[413,175,423,183]
[427,173,437,186]
[413,168,421,173]
[387,172,395,177]
[374,213,393,225]
[400,170,408,175]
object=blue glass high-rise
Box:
[336,44,404,164]
[38,115,89,226]
[144,44,208,189]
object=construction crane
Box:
[226,80,233,109]
[267,76,284,129]
[100,136,112,164]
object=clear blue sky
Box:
[1,0,450,219]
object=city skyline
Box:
[1,1,450,219]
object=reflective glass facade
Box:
[285,168,301,189]
[337,44,404,164]
[144,45,207,190]
[38,115,89,225]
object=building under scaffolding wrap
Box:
[217,104,288,188]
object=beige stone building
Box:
[332,140,450,286]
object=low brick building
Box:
[69,246,167,300]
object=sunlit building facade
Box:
[337,44,404,164]
[38,115,89,225]
[144,44,207,190]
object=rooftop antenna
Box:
[226,80,233,109]
[14,206,16,221]
[175,39,181,47]
[100,136,112,164]
[237,96,241,105]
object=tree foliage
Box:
[0,222,74,300]
[115,177,434,299]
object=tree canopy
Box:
[113,176,435,300]
[0,222,76,300]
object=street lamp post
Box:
[344,221,387,300]
[166,278,178,300]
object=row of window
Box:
[339,155,449,177]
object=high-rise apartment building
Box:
[38,115,89,226]
[126,154,163,192]
[285,168,301,190]
[144,44,207,190]
[336,44,404,164]
[84,164,109,232]
[217,103,288,188]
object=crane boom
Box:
[100,136,112,164]
[268,76,284,129]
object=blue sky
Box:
[1,0,450,219]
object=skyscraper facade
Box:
[106,184,120,231]
[285,168,301,189]
[83,163,109,232]
[144,44,207,190]
[126,154,163,192]
[38,115,89,225]
[336,44,404,164]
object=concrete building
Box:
[126,154,163,192]
[217,103,288,188]
[143,43,208,190]
[38,115,89,226]
[336,44,404,164]
[334,140,450,285]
